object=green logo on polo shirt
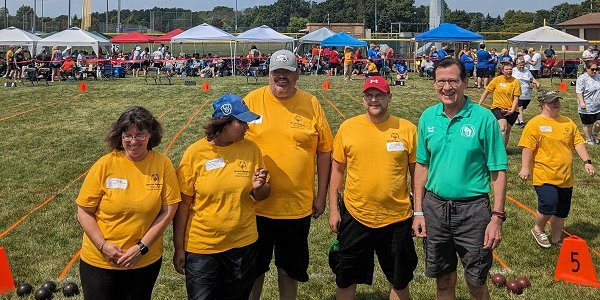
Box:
[460,124,476,138]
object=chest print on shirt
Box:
[539,126,552,133]
[146,173,163,191]
[428,126,435,133]
[460,124,476,138]
[386,132,405,152]
[234,160,251,178]
[289,114,308,129]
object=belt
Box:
[426,191,488,226]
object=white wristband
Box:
[413,211,424,216]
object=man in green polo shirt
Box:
[412,58,508,300]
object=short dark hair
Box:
[479,43,486,49]
[433,58,467,81]
[105,106,162,151]
[585,60,597,69]
[204,116,235,141]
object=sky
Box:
[5,0,585,18]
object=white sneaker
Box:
[531,228,551,248]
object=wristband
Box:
[413,211,424,216]
[137,241,149,255]
[584,159,592,165]
[491,211,507,221]
[98,240,106,252]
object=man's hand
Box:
[411,216,427,238]
[585,163,596,176]
[252,168,269,189]
[312,194,326,218]
[329,208,341,233]
[483,217,503,249]
[173,248,185,274]
[518,167,531,181]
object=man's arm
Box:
[313,151,332,218]
[328,160,345,233]
[411,163,428,237]
[483,170,506,249]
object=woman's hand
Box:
[116,245,143,268]
[173,248,186,275]
[252,168,269,189]
[101,242,124,266]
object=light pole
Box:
[235,0,238,32]
[105,0,108,33]
[32,0,36,32]
[68,0,71,27]
[374,0,378,33]
[4,0,7,28]
[117,0,121,33]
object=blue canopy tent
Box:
[321,32,367,47]
[414,23,483,42]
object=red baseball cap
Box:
[362,76,390,93]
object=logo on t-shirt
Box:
[427,126,435,133]
[234,160,251,178]
[391,133,400,141]
[146,173,163,190]
[460,124,476,138]
[290,114,307,129]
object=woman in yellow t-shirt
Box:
[173,94,270,299]
[518,91,595,248]
[76,106,181,299]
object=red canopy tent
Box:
[109,32,154,43]
[153,28,184,43]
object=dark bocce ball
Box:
[16,283,33,297]
[41,281,57,293]
[491,273,506,287]
[62,282,80,297]
[516,277,531,289]
[34,287,53,300]
[506,280,524,295]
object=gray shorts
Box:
[422,191,492,286]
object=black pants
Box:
[79,258,162,300]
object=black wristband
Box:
[137,241,149,255]
[584,159,592,165]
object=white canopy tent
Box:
[172,23,236,74]
[0,26,41,54]
[298,27,336,44]
[236,25,295,45]
[507,26,588,45]
[37,27,110,55]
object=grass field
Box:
[0,71,599,299]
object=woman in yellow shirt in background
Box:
[76,106,181,300]
[173,94,270,299]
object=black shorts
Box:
[579,112,600,125]
[131,62,141,69]
[255,215,311,282]
[535,184,573,218]
[476,68,490,78]
[492,107,519,126]
[329,203,417,290]
[422,191,492,286]
[185,243,258,299]
[530,69,540,78]
[518,99,531,109]
[79,258,161,300]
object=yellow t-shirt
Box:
[333,115,416,228]
[486,75,521,109]
[176,138,263,254]
[344,49,352,65]
[76,150,181,269]
[367,62,378,73]
[244,86,333,219]
[518,115,585,187]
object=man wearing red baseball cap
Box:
[328,76,418,299]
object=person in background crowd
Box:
[438,43,450,59]
[529,48,542,78]
[385,46,395,68]
[513,57,540,127]
[476,43,491,88]
[460,50,475,78]
[478,62,522,147]
[457,44,469,59]
[498,48,513,64]
[131,46,142,77]
[421,56,434,78]
[329,46,341,76]
[519,91,595,248]
[366,58,379,77]
[50,45,62,82]
[576,60,600,145]
[522,48,531,70]
[395,59,409,80]
[582,45,595,61]
[152,48,163,69]
[544,45,555,59]
[141,47,150,76]
[343,46,353,81]
[76,106,180,300]
[488,48,499,76]
[430,45,440,63]
[4,46,14,79]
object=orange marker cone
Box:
[554,236,600,288]
[322,80,331,90]
[79,82,88,92]
[202,82,210,91]
[558,81,568,92]
[0,247,15,294]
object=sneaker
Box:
[531,228,551,248]
[586,140,595,146]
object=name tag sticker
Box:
[499,82,507,87]
[249,116,263,124]
[540,126,553,133]
[106,178,128,189]
[386,142,405,152]
[205,158,226,171]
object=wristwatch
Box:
[491,211,507,221]
[584,159,592,165]
[137,241,149,255]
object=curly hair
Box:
[105,106,163,151]
[204,116,235,142]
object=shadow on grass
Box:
[567,221,600,240]
[506,147,521,156]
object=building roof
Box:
[558,13,600,26]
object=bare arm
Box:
[478,90,490,105]
[519,148,533,180]
[313,151,332,218]
[483,170,506,249]
[77,205,123,265]
[576,93,586,109]
[531,77,540,88]
[411,163,428,237]
[172,193,193,274]
[328,160,346,233]
[575,144,596,176]
[251,167,271,201]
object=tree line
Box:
[2,0,599,35]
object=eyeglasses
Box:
[122,133,148,142]
[363,93,388,101]
[590,68,598,72]
[434,79,462,88]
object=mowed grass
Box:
[0,72,599,300]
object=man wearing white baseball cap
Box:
[244,49,333,299]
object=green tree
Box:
[288,15,309,32]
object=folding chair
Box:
[159,66,173,85]
[247,67,259,84]
[145,67,159,84]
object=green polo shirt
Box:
[416,98,507,199]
